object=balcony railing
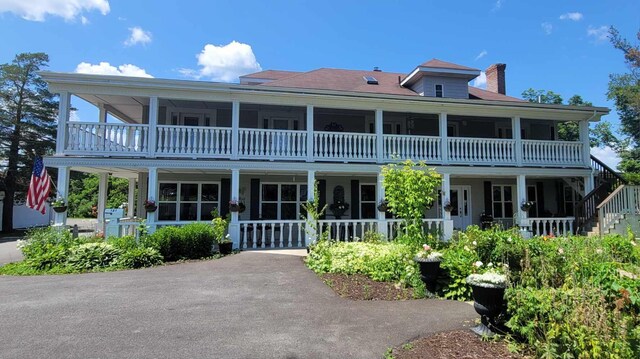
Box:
[63,123,588,167]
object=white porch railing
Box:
[66,122,148,154]
[238,129,307,159]
[597,185,640,235]
[386,219,445,239]
[317,219,378,241]
[239,220,306,249]
[522,140,583,166]
[447,137,515,164]
[314,132,377,161]
[156,125,232,157]
[383,135,441,162]
[527,217,575,237]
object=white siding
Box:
[419,76,470,99]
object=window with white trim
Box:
[360,184,376,219]
[158,182,220,221]
[435,84,444,98]
[260,183,307,220]
[492,185,514,218]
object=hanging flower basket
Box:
[144,200,157,213]
[520,200,535,211]
[377,200,388,212]
[443,202,453,212]
[229,200,242,212]
[52,205,68,213]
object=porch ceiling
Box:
[76,93,148,123]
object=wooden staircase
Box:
[576,155,627,235]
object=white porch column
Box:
[97,173,108,234]
[306,105,314,162]
[306,170,316,245]
[231,101,240,160]
[376,172,389,239]
[127,178,136,218]
[439,112,448,164]
[516,174,528,227]
[441,172,453,240]
[54,166,70,226]
[584,174,595,195]
[147,96,158,157]
[147,167,158,233]
[375,109,384,163]
[512,116,522,166]
[98,105,107,123]
[229,169,240,249]
[137,172,148,218]
[55,92,70,155]
[579,120,590,167]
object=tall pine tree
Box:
[0,53,57,232]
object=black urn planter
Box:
[52,206,67,213]
[468,283,507,337]
[218,242,233,255]
[414,258,441,295]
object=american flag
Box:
[26,157,51,214]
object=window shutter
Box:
[351,180,360,219]
[484,181,493,216]
[536,182,545,216]
[318,179,327,220]
[250,178,260,220]
[220,178,230,216]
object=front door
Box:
[450,185,472,230]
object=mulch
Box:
[391,330,523,359]
[320,273,415,300]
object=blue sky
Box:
[0,0,638,167]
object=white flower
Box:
[472,241,477,246]
[507,237,512,243]
[466,272,508,287]
[503,263,509,269]
[463,246,470,252]
[474,261,483,268]
[558,248,564,255]
[487,263,493,268]
[596,248,603,254]
[225,234,230,238]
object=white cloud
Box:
[492,0,503,12]
[473,71,487,88]
[587,25,610,43]
[0,0,109,22]
[474,50,488,61]
[541,22,553,35]
[80,15,88,25]
[75,62,153,78]
[559,12,583,21]
[591,146,621,170]
[181,41,262,82]
[124,26,152,47]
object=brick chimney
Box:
[485,63,506,95]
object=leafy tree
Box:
[521,89,593,142]
[603,27,640,173]
[67,173,132,218]
[381,160,441,245]
[0,53,57,232]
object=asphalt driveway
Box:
[0,251,476,359]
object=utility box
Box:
[104,208,125,238]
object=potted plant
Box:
[143,199,157,213]
[413,244,443,295]
[520,200,535,212]
[443,201,453,212]
[466,263,509,337]
[377,200,388,212]
[52,198,67,213]
[329,201,349,219]
[212,211,232,255]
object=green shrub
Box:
[306,240,424,295]
[106,235,139,251]
[111,247,163,269]
[66,242,122,270]
[142,223,214,261]
[18,227,80,260]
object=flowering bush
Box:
[415,244,443,262]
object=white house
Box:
[41,58,633,249]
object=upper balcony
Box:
[56,95,592,169]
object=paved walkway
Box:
[0,250,476,359]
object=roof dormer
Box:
[401,59,481,99]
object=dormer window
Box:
[435,84,444,98]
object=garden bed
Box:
[320,273,415,300]
[388,330,522,359]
